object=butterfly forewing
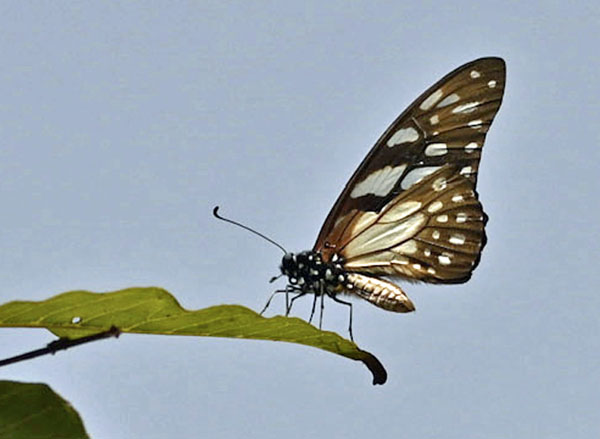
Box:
[315,57,505,273]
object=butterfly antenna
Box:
[213,206,287,254]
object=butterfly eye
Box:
[280,253,295,271]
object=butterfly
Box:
[216,57,505,341]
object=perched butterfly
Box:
[216,57,505,341]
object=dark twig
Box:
[0,326,121,368]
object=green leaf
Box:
[0,288,387,384]
[0,381,89,439]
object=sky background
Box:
[0,1,598,438]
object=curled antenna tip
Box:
[212,205,287,254]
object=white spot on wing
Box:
[432,230,440,240]
[460,166,473,175]
[488,80,497,88]
[424,143,448,157]
[449,233,466,245]
[468,119,483,128]
[424,249,431,257]
[432,177,447,192]
[438,254,452,265]
[387,127,419,147]
[429,114,439,125]
[464,142,478,153]
[350,164,407,198]
[401,166,442,190]
[452,101,479,114]
[451,194,464,203]
[470,70,481,78]
[427,201,443,213]
[436,93,460,108]
[456,213,468,223]
[437,214,449,223]
[420,89,443,110]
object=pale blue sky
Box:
[0,2,598,438]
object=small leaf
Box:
[0,288,387,384]
[0,381,89,439]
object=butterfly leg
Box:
[260,288,289,315]
[308,293,319,324]
[318,289,325,329]
[330,294,354,342]
[285,286,290,313]
[286,290,307,316]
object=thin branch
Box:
[0,326,121,368]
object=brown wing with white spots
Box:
[314,57,505,260]
[336,165,487,283]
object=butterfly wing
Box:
[330,164,487,283]
[314,57,505,280]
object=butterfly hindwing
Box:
[314,57,505,271]
[336,165,487,283]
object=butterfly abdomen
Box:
[345,273,415,313]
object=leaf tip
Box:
[359,351,388,385]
